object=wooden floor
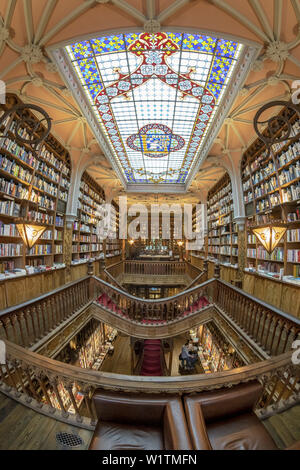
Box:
[166,333,204,376]
[0,392,93,450]
[101,332,204,377]
[100,334,132,374]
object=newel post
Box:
[87,260,94,276]
[214,262,220,279]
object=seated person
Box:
[181,342,198,370]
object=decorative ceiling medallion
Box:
[66,32,243,184]
[127,124,185,158]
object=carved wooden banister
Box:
[92,275,214,323]
[106,260,202,279]
[213,280,300,356]
[1,339,298,429]
[0,277,92,348]
[1,272,299,355]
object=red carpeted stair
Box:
[140,339,163,376]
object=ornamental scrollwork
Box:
[253,100,300,158]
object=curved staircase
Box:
[140,340,163,376]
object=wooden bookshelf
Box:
[207,174,238,268]
[72,171,106,265]
[0,94,71,278]
[241,107,300,284]
[105,200,121,259]
[191,202,207,259]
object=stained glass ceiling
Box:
[65,32,243,185]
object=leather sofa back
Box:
[185,381,263,423]
[93,391,178,426]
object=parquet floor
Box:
[0,392,93,450]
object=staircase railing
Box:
[0,274,299,428]
[0,277,92,348]
[92,275,214,323]
[1,340,298,429]
[106,259,203,280]
[214,280,300,357]
[1,274,299,354]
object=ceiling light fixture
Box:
[252,224,287,254]
[16,223,46,249]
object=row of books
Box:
[40,145,69,176]
[278,163,300,185]
[32,175,58,197]
[287,229,300,242]
[257,246,284,261]
[30,189,56,210]
[271,120,300,154]
[27,210,54,225]
[250,149,268,172]
[0,155,32,182]
[37,160,60,183]
[282,183,300,202]
[287,249,300,263]
[40,229,63,240]
[0,177,29,199]
[292,264,300,277]
[208,183,232,205]
[80,181,104,204]
[256,176,278,196]
[28,244,52,255]
[0,200,20,217]
[287,208,300,221]
[276,141,300,167]
[0,243,22,256]
[0,222,20,237]
[0,137,38,169]
[252,161,275,185]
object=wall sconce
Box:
[177,241,184,247]
[252,225,286,254]
[128,239,134,246]
[16,223,46,249]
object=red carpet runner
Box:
[140,339,163,376]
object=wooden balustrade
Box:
[0,340,298,429]
[104,261,123,280]
[106,260,203,279]
[0,272,299,429]
[0,277,92,348]
[92,275,214,323]
[0,268,299,356]
[124,260,187,276]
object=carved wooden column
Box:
[235,217,246,285]
[168,339,174,375]
[204,235,208,259]
[214,262,220,279]
[64,215,75,284]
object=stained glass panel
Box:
[66,32,243,184]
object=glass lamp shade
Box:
[252,226,287,254]
[16,224,46,249]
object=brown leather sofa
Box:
[184,381,278,450]
[89,391,192,450]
